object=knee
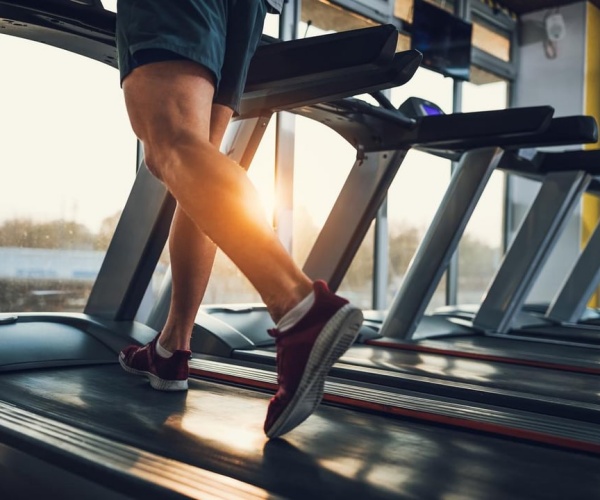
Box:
[142,143,168,182]
[141,132,212,185]
[140,131,187,183]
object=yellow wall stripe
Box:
[583,2,600,307]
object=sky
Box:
[0,2,508,247]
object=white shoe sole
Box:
[266,304,363,438]
[118,352,188,391]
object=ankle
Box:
[268,281,314,324]
[158,330,191,352]
[276,290,315,332]
[156,339,174,358]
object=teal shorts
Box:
[116,0,267,113]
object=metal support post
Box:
[379,147,505,340]
[473,170,591,333]
[547,217,600,323]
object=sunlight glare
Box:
[101,0,117,12]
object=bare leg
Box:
[158,208,215,351]
[123,61,312,325]
[120,63,362,436]
[159,104,241,351]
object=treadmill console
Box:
[399,97,445,118]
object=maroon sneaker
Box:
[118,334,191,391]
[264,280,363,438]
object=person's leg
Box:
[123,61,313,322]
[121,62,363,438]
[158,209,214,352]
[158,104,235,353]
[117,0,363,437]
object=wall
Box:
[510,1,588,303]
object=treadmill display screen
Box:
[421,103,443,116]
[411,0,473,81]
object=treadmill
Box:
[105,22,600,455]
[435,147,600,342]
[195,93,600,446]
[1,2,600,498]
[148,75,600,451]
[331,98,600,378]
[546,175,600,325]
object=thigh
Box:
[122,61,215,149]
[215,0,267,114]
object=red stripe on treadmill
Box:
[324,394,600,455]
[191,367,600,456]
[366,339,600,376]
[191,368,277,392]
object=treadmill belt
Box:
[340,345,600,406]
[0,365,599,499]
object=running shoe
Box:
[264,280,363,438]
[119,333,191,391]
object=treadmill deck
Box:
[0,364,599,499]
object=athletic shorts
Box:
[116,0,267,113]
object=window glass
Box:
[292,18,384,308]
[292,113,360,293]
[386,68,454,311]
[457,77,509,305]
[0,36,137,313]
[383,153,452,312]
[263,9,281,38]
[101,0,116,11]
[340,222,376,310]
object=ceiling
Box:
[497,0,600,15]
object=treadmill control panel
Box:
[399,97,445,118]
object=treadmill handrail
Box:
[240,49,423,118]
[294,99,556,155]
[244,24,398,91]
[509,115,599,151]
[499,150,600,181]
[537,149,600,175]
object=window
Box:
[293,15,401,309]
[0,36,136,313]
[386,67,454,311]
[457,77,509,305]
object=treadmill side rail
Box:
[379,147,505,340]
[546,217,600,323]
[473,170,592,333]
